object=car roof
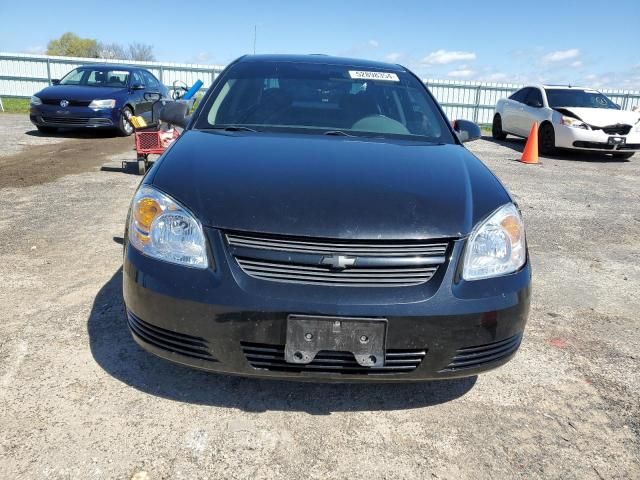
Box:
[541,84,593,90]
[236,54,406,72]
[515,84,600,93]
[75,64,139,71]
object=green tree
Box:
[46,32,99,58]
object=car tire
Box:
[118,106,134,136]
[492,114,507,140]
[36,126,58,134]
[538,123,556,155]
[612,152,634,160]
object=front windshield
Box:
[195,61,455,143]
[546,89,618,109]
[59,68,130,88]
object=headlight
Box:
[30,95,42,106]
[462,203,526,281]
[128,185,209,269]
[88,99,116,109]
[560,115,588,129]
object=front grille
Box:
[42,116,89,125]
[41,116,112,126]
[127,311,217,362]
[601,124,631,135]
[241,342,426,375]
[226,232,449,287]
[573,141,640,151]
[617,144,640,151]
[236,258,438,286]
[42,98,91,107]
[439,334,522,372]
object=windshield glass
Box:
[195,61,455,143]
[546,89,618,109]
[59,68,130,88]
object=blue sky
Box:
[2,0,639,89]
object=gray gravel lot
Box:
[0,114,638,479]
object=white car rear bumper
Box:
[555,124,640,152]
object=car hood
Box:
[556,107,640,127]
[36,85,128,101]
[150,131,511,240]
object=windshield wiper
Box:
[209,125,259,132]
[323,130,355,137]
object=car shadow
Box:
[481,135,633,162]
[25,128,120,139]
[88,268,477,414]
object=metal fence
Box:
[2,52,640,123]
[0,52,225,99]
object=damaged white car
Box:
[493,85,640,159]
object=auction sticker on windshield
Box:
[349,71,400,82]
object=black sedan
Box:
[123,54,531,381]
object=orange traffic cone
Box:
[520,122,539,164]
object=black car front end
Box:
[122,54,531,382]
[123,226,530,382]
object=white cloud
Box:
[385,52,403,62]
[570,60,583,68]
[368,40,379,48]
[447,69,477,78]
[580,69,640,90]
[192,52,211,63]
[542,49,580,63]
[422,49,476,65]
[485,72,508,82]
[23,45,45,54]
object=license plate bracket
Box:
[607,136,626,146]
[285,315,387,367]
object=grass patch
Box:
[479,123,492,134]
[1,97,30,114]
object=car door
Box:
[128,70,153,121]
[140,70,163,123]
[517,88,546,135]
[502,88,530,136]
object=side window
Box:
[509,88,530,103]
[141,70,160,90]
[525,88,543,107]
[132,71,145,87]
[60,69,85,85]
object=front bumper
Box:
[555,123,640,152]
[29,104,119,128]
[123,230,531,382]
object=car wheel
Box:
[36,125,58,134]
[118,107,134,136]
[538,123,556,155]
[492,114,507,140]
[612,152,634,160]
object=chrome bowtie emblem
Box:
[321,255,356,270]
[59,100,69,107]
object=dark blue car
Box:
[29,65,169,136]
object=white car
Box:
[493,85,640,159]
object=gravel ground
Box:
[0,113,638,479]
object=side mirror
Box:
[143,92,162,102]
[453,119,481,143]
[159,101,191,128]
[131,83,145,90]
[51,79,60,85]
